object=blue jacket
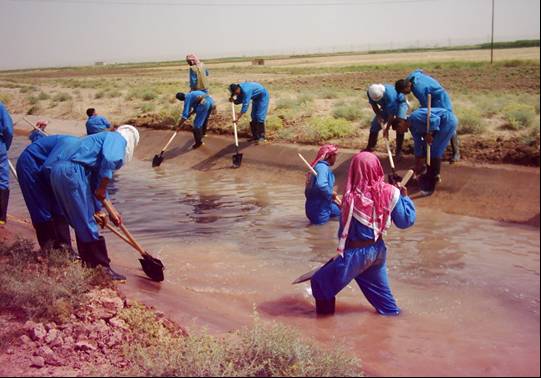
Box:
[238,82,269,114]
[305,161,336,224]
[408,107,458,157]
[368,84,408,119]
[29,129,46,143]
[86,115,111,135]
[0,102,13,152]
[406,69,453,111]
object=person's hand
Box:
[396,183,408,197]
[94,211,108,229]
[95,187,107,202]
[425,133,433,145]
[236,112,243,121]
[108,208,123,227]
[376,115,385,126]
[332,191,338,200]
[229,96,235,103]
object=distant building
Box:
[95,61,105,66]
[252,58,265,66]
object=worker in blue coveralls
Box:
[16,134,79,252]
[311,152,416,316]
[0,102,14,225]
[365,84,409,160]
[395,69,461,163]
[186,53,209,93]
[229,82,270,144]
[28,120,48,143]
[85,108,112,135]
[305,144,341,225]
[392,107,458,196]
[41,125,139,280]
[175,91,215,149]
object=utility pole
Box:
[490,0,495,64]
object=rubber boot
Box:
[52,216,77,258]
[256,122,266,144]
[395,132,405,161]
[315,298,336,316]
[192,129,203,149]
[249,122,258,141]
[365,132,378,152]
[0,189,9,224]
[450,134,461,163]
[33,220,57,251]
[420,158,441,196]
[77,236,125,281]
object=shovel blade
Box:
[152,154,164,167]
[139,255,165,282]
[232,153,243,168]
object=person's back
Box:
[305,161,336,224]
[85,108,111,135]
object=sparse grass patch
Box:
[37,91,50,101]
[26,95,39,105]
[456,107,486,135]
[0,239,111,322]
[265,115,284,134]
[19,86,37,94]
[333,104,363,121]
[52,92,72,102]
[304,116,357,142]
[140,103,156,113]
[502,103,536,130]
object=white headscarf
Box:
[116,125,140,163]
[368,84,386,102]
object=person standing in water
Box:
[311,152,416,316]
[175,91,215,149]
[186,53,209,93]
[41,125,139,281]
[0,101,13,225]
[85,108,112,135]
[305,144,341,225]
[229,82,270,144]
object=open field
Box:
[1,46,539,165]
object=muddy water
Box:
[7,136,540,377]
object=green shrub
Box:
[121,307,362,377]
[317,88,340,99]
[107,89,122,98]
[141,90,159,101]
[53,92,72,102]
[37,91,50,101]
[95,90,105,99]
[333,104,363,121]
[502,103,536,130]
[305,117,356,142]
[266,115,283,133]
[27,95,39,105]
[19,86,36,94]
[456,107,486,135]
[140,103,156,113]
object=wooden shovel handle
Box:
[95,215,137,249]
[298,153,318,176]
[426,94,432,167]
[161,131,178,153]
[384,137,395,170]
[231,102,239,148]
[23,117,49,136]
[8,160,17,179]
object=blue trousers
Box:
[49,161,100,243]
[251,90,270,123]
[414,124,457,158]
[306,200,341,225]
[311,239,400,316]
[0,144,8,190]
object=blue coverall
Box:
[311,194,416,315]
[406,69,453,111]
[182,91,215,130]
[16,135,78,225]
[238,82,270,123]
[305,161,341,225]
[369,84,409,133]
[0,102,13,192]
[189,66,209,92]
[86,115,111,135]
[408,108,458,158]
[29,129,46,143]
[42,132,126,243]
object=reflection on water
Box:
[6,137,540,376]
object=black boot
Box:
[365,132,379,152]
[0,189,9,224]
[315,298,336,316]
[33,220,57,251]
[420,158,441,196]
[249,122,258,141]
[52,216,76,258]
[255,122,266,144]
[77,236,125,281]
[450,134,461,163]
[192,129,203,149]
[395,132,405,161]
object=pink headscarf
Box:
[306,144,338,182]
[36,120,48,129]
[337,152,398,254]
[186,53,201,66]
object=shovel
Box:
[8,160,17,180]
[231,102,243,168]
[152,131,178,167]
[292,170,415,285]
[23,117,49,136]
[426,94,432,167]
[101,200,165,282]
[384,137,402,184]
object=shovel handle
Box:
[298,153,318,176]
[426,94,432,167]
[400,169,414,187]
[231,102,239,148]
[101,199,149,258]
[23,117,49,136]
[8,160,17,179]
[95,215,137,249]
[384,137,395,170]
[161,131,178,153]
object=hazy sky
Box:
[0,0,539,69]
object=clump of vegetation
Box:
[502,103,536,130]
[455,107,486,135]
[304,116,357,142]
[0,93,11,104]
[0,239,111,322]
[333,104,363,122]
[140,103,156,113]
[52,92,72,102]
[265,115,284,134]
[120,306,362,377]
[37,91,50,101]
[26,95,39,105]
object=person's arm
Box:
[240,87,252,115]
[189,68,197,90]
[94,177,122,226]
[391,191,416,229]
[1,106,13,150]
[425,113,441,144]
[102,116,112,130]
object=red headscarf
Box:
[337,152,399,254]
[186,53,201,66]
[306,144,338,179]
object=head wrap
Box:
[368,84,386,102]
[337,152,399,254]
[306,144,338,182]
[229,83,240,95]
[36,120,48,129]
[186,53,201,66]
[117,125,140,163]
[176,92,186,102]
